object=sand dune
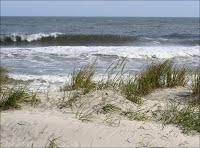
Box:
[1,87,199,147]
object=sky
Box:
[1,1,199,17]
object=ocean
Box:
[1,17,199,89]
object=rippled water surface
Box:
[1,17,199,89]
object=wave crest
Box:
[0,33,137,45]
[1,33,199,46]
[0,32,62,42]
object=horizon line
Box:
[1,16,199,18]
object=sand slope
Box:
[1,87,199,147]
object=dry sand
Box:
[1,87,199,147]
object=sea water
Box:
[1,17,199,89]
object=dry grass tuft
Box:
[64,64,95,94]
[191,68,200,104]
[0,86,29,110]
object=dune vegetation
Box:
[65,60,187,104]
[59,59,199,133]
[1,60,199,133]
[191,68,200,104]
[0,66,39,110]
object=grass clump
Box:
[78,113,94,122]
[46,137,60,148]
[0,66,8,84]
[120,60,186,104]
[58,93,80,110]
[134,60,186,96]
[191,68,200,104]
[0,66,40,110]
[0,66,9,92]
[97,58,127,90]
[0,86,29,110]
[0,66,26,86]
[158,103,199,133]
[101,104,121,114]
[120,77,143,104]
[0,85,40,110]
[65,64,95,94]
[121,110,147,121]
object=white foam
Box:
[8,73,119,91]
[8,74,68,91]
[9,74,68,83]
[8,73,119,84]
[1,32,62,42]
[2,46,199,59]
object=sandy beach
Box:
[1,86,199,147]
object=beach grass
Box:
[134,60,186,96]
[191,68,200,104]
[1,61,199,133]
[0,66,9,89]
[64,64,95,94]
[158,102,199,133]
[121,110,148,121]
[0,86,30,110]
[96,58,126,90]
[78,112,94,122]
[120,76,143,104]
[0,85,40,110]
[119,60,186,104]
[61,92,80,109]
[61,60,188,105]
[46,137,60,148]
[0,66,40,110]
[101,104,121,114]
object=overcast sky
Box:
[1,1,199,17]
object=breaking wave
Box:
[0,33,138,46]
[1,33,199,46]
